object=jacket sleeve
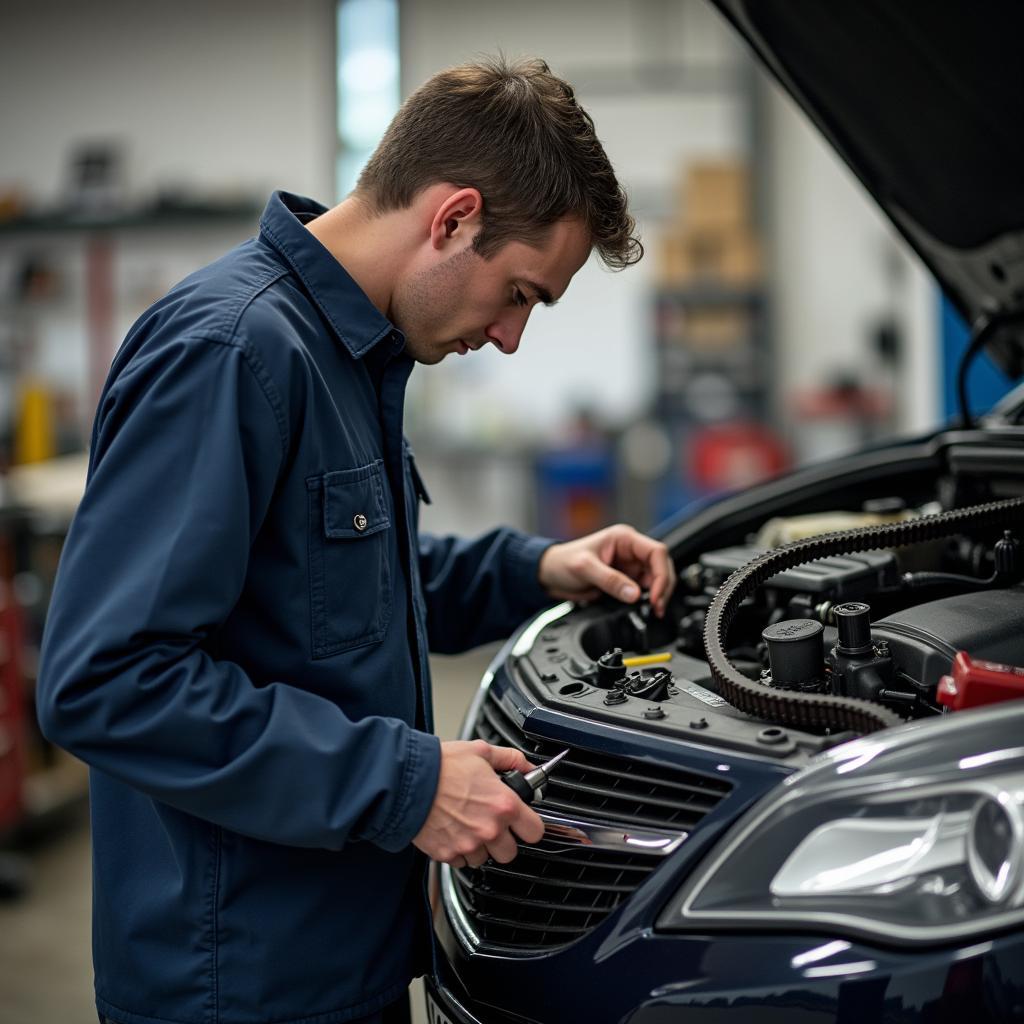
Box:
[36,336,439,853]
[418,528,558,654]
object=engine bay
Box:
[514,473,1024,762]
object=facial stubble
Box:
[391,247,481,364]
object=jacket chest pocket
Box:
[306,460,392,658]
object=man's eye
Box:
[513,289,528,307]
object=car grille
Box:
[452,686,732,950]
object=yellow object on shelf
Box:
[14,379,56,465]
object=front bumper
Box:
[432,895,1024,1024]
[425,973,489,1024]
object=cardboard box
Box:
[679,160,751,234]
[683,307,753,348]
[658,228,762,286]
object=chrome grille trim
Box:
[540,812,687,855]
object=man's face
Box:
[391,217,591,365]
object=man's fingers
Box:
[582,552,641,604]
[511,801,545,846]
[470,742,547,846]
[486,831,521,864]
[617,529,675,616]
[450,831,526,868]
[464,848,490,869]
[587,527,676,614]
[647,547,677,616]
[415,741,548,869]
[474,741,536,775]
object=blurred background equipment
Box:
[534,409,616,539]
[64,141,127,218]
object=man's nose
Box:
[485,311,528,355]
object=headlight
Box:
[658,702,1024,945]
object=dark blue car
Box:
[428,2,1024,1021]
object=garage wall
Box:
[0,0,337,205]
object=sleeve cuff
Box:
[505,532,559,612]
[370,727,442,853]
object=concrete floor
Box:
[0,646,496,1024]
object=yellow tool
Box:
[622,652,672,668]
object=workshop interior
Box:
[2,1,1023,1023]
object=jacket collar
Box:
[258,190,404,360]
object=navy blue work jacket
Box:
[37,191,554,1024]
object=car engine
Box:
[513,490,1024,760]
[693,517,1023,721]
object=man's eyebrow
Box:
[524,280,557,306]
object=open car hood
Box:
[712,0,1024,379]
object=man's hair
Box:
[355,56,642,271]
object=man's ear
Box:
[429,187,483,251]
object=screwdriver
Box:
[500,748,570,804]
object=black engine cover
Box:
[873,586,1024,691]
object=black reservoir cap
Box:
[834,601,872,654]
[762,618,825,687]
[596,647,626,689]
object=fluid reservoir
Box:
[834,601,873,655]
[762,619,825,689]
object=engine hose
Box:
[702,494,1024,735]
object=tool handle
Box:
[499,770,535,804]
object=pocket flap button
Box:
[353,513,368,532]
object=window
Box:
[335,0,399,199]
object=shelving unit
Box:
[0,202,261,417]
[653,284,769,420]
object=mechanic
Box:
[36,56,675,1024]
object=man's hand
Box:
[538,523,677,618]
[413,740,545,868]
